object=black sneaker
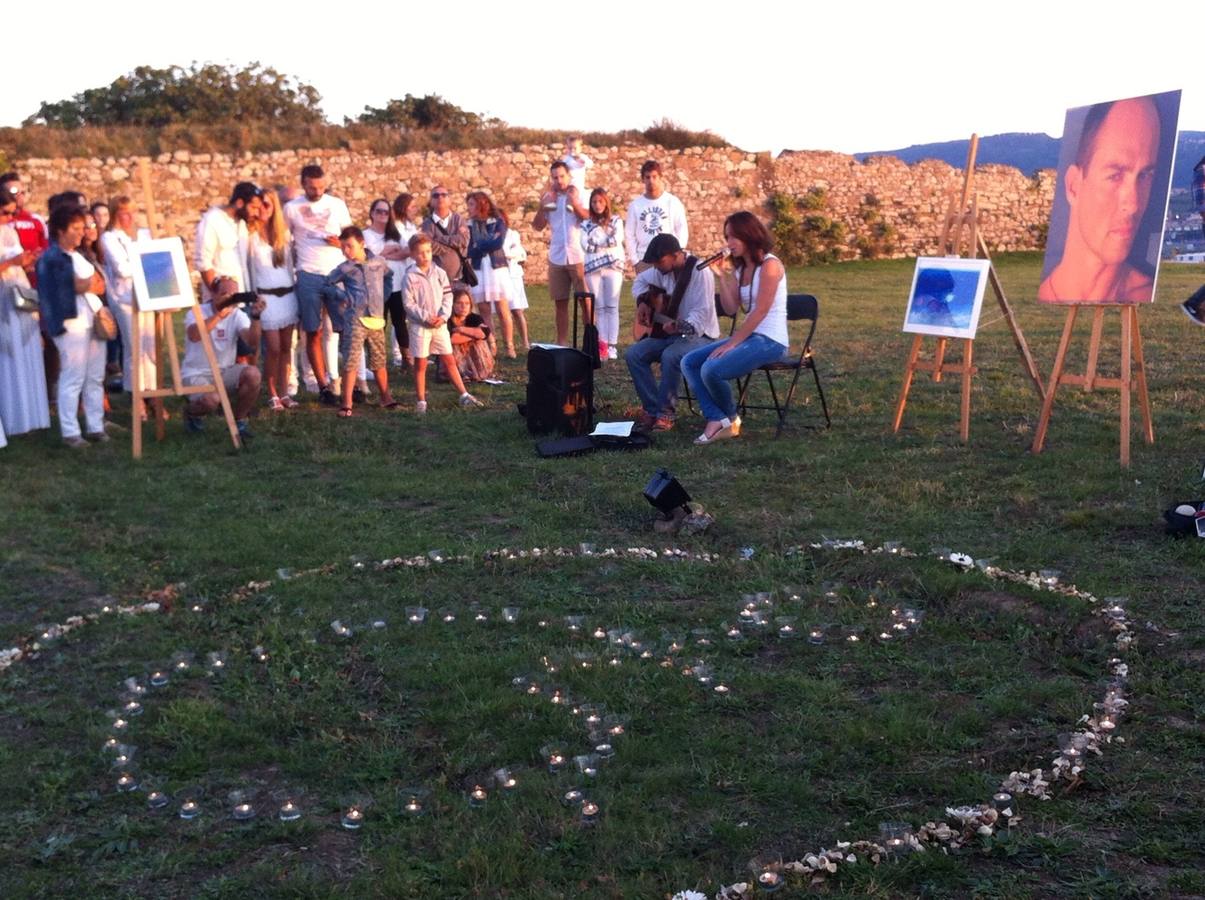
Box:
[318,387,339,406]
[185,415,205,434]
[1182,299,1205,327]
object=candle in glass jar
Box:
[146,791,169,810]
[341,806,364,829]
[469,786,488,807]
[580,801,600,824]
[562,789,583,807]
[116,773,137,792]
[179,800,200,819]
[278,800,301,821]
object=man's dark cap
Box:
[643,233,682,264]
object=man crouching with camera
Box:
[181,284,264,442]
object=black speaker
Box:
[525,346,594,436]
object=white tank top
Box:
[738,253,788,347]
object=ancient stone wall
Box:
[17,144,1054,281]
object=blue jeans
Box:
[297,270,347,334]
[681,333,789,422]
[624,334,712,418]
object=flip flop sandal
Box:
[337,407,354,418]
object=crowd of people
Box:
[0,138,796,449]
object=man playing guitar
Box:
[623,234,718,432]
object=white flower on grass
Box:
[671,891,708,900]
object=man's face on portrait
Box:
[1065,98,1159,267]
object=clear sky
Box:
[6,0,1194,155]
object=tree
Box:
[23,62,324,128]
[353,94,495,131]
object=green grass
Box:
[1,254,1202,898]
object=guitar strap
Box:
[666,255,697,323]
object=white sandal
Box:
[694,416,741,445]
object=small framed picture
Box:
[131,237,194,312]
[902,257,991,339]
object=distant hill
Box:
[857,131,1205,187]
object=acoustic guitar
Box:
[632,286,679,340]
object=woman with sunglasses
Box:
[0,196,50,439]
[364,197,412,370]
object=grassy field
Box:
[1,253,1202,899]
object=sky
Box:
[6,0,1196,155]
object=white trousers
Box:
[53,328,106,439]
[110,296,158,391]
[587,268,623,346]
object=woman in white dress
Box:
[580,188,625,360]
[99,197,156,401]
[501,227,530,351]
[465,191,516,358]
[248,189,299,410]
[0,195,50,437]
[35,205,108,447]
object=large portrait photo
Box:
[1038,89,1181,305]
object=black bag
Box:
[574,291,601,370]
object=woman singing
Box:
[681,211,789,445]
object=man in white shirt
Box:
[195,181,261,304]
[284,164,352,405]
[533,160,589,346]
[624,234,717,432]
[624,160,689,274]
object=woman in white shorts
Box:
[248,190,298,410]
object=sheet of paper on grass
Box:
[591,421,634,438]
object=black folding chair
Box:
[682,293,740,415]
[737,293,830,436]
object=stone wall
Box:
[16,144,1054,280]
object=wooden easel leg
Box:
[960,338,973,444]
[1119,305,1132,467]
[1132,307,1154,444]
[978,233,1044,399]
[932,338,947,383]
[1084,307,1104,391]
[154,313,168,442]
[131,303,143,460]
[1032,307,1078,454]
[892,335,923,433]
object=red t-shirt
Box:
[11,209,48,285]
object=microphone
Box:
[696,248,729,270]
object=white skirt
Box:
[470,260,515,306]
[504,263,529,310]
[259,291,299,330]
[0,292,51,435]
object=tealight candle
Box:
[807,626,825,645]
[592,628,607,640]
[116,773,138,792]
[469,786,488,808]
[713,683,731,695]
[474,613,488,623]
[757,871,783,892]
[149,671,169,688]
[341,806,364,830]
[502,607,520,623]
[103,737,120,752]
[548,753,565,772]
[562,789,583,807]
[112,717,129,731]
[403,798,422,815]
[179,800,200,820]
[123,700,143,716]
[405,606,427,624]
[278,800,302,821]
[580,801,600,825]
[992,792,1013,812]
[146,791,169,810]
[232,802,255,821]
[726,627,743,641]
[594,743,614,759]
[440,610,456,623]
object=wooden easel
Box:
[130,160,241,459]
[1030,304,1152,467]
[892,135,1045,443]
